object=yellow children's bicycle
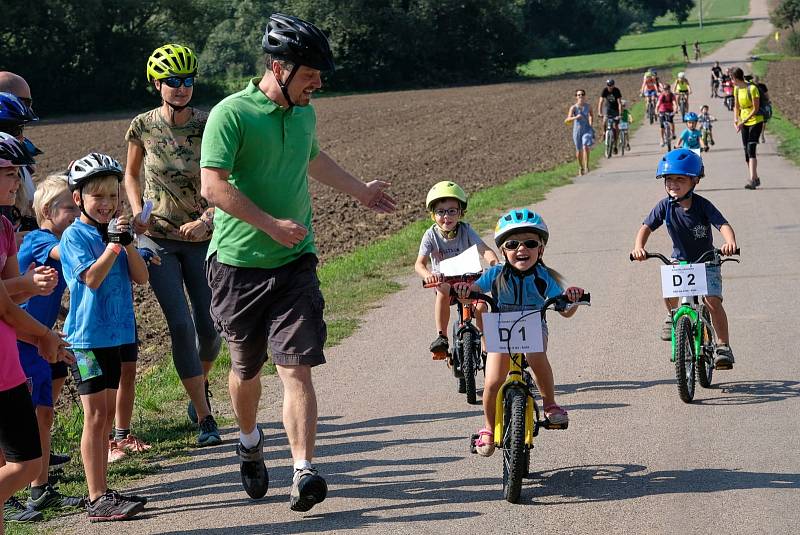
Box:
[468,291,591,503]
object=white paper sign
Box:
[438,244,482,277]
[483,311,544,353]
[661,263,707,297]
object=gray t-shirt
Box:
[418,222,484,273]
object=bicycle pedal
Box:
[541,420,569,431]
[431,351,448,361]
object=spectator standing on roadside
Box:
[732,67,764,189]
[694,41,701,61]
[124,43,222,448]
[200,13,395,512]
[681,41,690,63]
[565,89,594,175]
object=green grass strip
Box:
[519,0,751,78]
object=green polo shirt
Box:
[201,78,320,268]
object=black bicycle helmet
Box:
[261,13,335,72]
[0,136,35,168]
[606,79,615,86]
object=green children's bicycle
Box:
[631,248,740,403]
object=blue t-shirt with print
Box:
[680,128,702,149]
[61,219,135,349]
[643,194,728,262]
[476,263,563,312]
[18,229,65,329]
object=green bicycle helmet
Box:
[494,208,549,247]
[425,181,468,211]
[146,44,198,82]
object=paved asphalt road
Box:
[60,0,799,533]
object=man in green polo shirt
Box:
[200,14,394,512]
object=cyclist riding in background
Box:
[710,61,723,97]
[673,72,692,113]
[656,84,677,147]
[598,79,622,154]
[640,70,659,110]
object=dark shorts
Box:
[69,346,123,395]
[51,361,69,380]
[0,382,42,462]
[120,341,138,363]
[19,343,53,408]
[206,253,327,380]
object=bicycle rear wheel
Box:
[697,309,714,388]
[461,331,478,404]
[675,315,696,403]
[648,102,655,124]
[502,387,527,503]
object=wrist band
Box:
[107,243,123,255]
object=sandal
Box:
[544,403,569,425]
[473,428,495,457]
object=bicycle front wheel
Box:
[605,129,613,158]
[675,315,696,403]
[502,387,527,503]
[461,330,478,404]
[697,309,714,388]
[619,131,627,156]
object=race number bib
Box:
[483,311,544,353]
[619,121,629,130]
[661,263,708,297]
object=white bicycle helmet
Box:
[67,152,123,192]
[677,72,686,79]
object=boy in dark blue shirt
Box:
[631,149,738,369]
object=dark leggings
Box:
[741,121,764,162]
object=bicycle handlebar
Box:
[629,248,741,265]
[457,290,590,319]
[421,272,482,289]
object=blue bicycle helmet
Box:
[684,112,699,122]
[0,92,38,123]
[656,148,704,179]
[494,208,549,247]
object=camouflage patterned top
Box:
[125,108,211,241]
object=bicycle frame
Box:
[670,297,713,364]
[493,353,538,448]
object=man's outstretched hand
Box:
[360,180,396,214]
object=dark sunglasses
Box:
[576,92,585,97]
[503,239,540,250]
[163,76,195,89]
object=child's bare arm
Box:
[719,224,737,255]
[82,247,121,289]
[125,244,149,285]
[477,242,499,266]
[414,255,433,279]
[631,225,653,260]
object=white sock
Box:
[294,459,312,471]
[239,428,260,449]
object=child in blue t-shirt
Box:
[453,208,586,457]
[17,175,84,510]
[61,153,149,522]
[631,149,738,369]
[677,112,706,152]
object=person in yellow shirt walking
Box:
[731,67,764,189]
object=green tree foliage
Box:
[772,0,800,31]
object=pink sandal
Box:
[543,403,569,425]
[473,428,495,457]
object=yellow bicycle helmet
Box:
[146,44,198,82]
[425,181,468,211]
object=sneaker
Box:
[429,333,449,358]
[198,415,222,447]
[714,345,735,370]
[108,440,127,463]
[661,316,672,341]
[107,489,148,505]
[626,144,631,151]
[188,380,213,424]
[85,491,144,522]
[27,483,85,511]
[660,141,665,147]
[744,180,758,190]
[544,403,569,425]
[237,429,269,499]
[49,451,71,471]
[290,467,328,512]
[753,176,761,187]
[117,434,152,453]
[4,497,43,522]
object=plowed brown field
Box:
[26,73,641,362]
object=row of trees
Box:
[1,0,694,115]
[771,0,800,53]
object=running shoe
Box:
[714,345,735,370]
[237,429,269,499]
[198,414,222,447]
[85,491,144,522]
[290,467,328,512]
[107,489,148,505]
[49,451,71,471]
[27,483,85,511]
[187,380,213,424]
[4,497,43,522]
